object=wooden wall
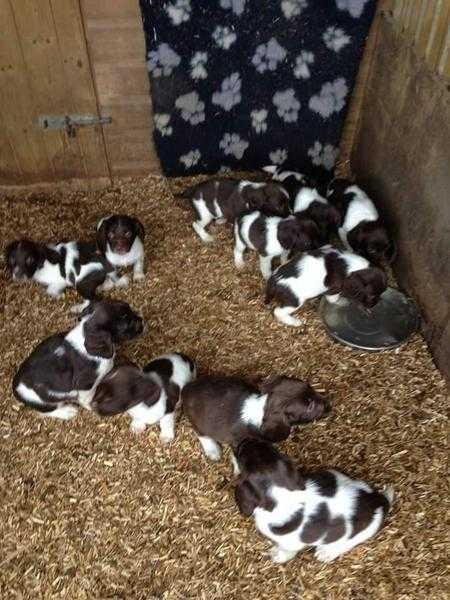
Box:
[0,0,160,189]
[351,1,450,382]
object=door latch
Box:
[37,114,112,138]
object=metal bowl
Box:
[319,287,420,351]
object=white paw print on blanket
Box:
[323,26,351,52]
[154,113,173,137]
[165,0,191,26]
[336,0,370,19]
[308,142,339,170]
[219,133,249,160]
[293,50,314,79]
[220,0,246,16]
[309,78,348,118]
[273,89,301,123]
[251,109,268,134]
[281,0,308,20]
[269,148,288,165]
[252,38,287,73]
[175,91,205,125]
[212,25,237,50]
[179,149,201,169]
[212,73,242,111]
[147,43,181,77]
[190,52,208,80]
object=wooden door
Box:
[0,0,110,187]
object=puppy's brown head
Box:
[341,266,387,309]
[96,214,144,255]
[92,365,161,415]
[5,240,45,280]
[234,440,304,516]
[348,221,395,265]
[244,183,290,217]
[81,300,144,358]
[262,376,329,428]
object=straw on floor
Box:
[0,176,448,600]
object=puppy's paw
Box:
[234,259,245,270]
[47,288,63,298]
[115,275,130,288]
[314,547,340,563]
[99,278,115,292]
[133,272,145,282]
[215,218,226,225]
[269,546,296,564]
[159,431,174,444]
[130,421,146,434]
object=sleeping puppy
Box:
[96,214,145,286]
[234,211,321,279]
[5,239,113,311]
[182,375,328,467]
[327,179,395,264]
[12,300,143,420]
[292,186,342,244]
[176,178,290,243]
[265,245,387,327]
[234,439,394,564]
[92,352,196,441]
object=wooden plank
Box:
[0,0,54,182]
[81,0,142,20]
[93,62,150,103]
[426,1,450,70]
[49,0,110,179]
[101,101,153,131]
[416,1,441,58]
[86,26,144,63]
[437,28,450,76]
[10,0,85,179]
[0,109,22,184]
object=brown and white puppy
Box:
[12,300,144,420]
[5,239,112,311]
[176,178,290,243]
[234,211,322,279]
[265,245,387,327]
[96,214,145,286]
[182,375,328,466]
[92,352,196,441]
[291,186,342,244]
[327,179,395,264]
[234,439,394,564]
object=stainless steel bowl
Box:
[319,287,420,351]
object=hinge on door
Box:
[37,114,112,138]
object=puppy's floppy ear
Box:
[139,376,162,407]
[234,480,261,517]
[84,317,113,358]
[96,218,109,253]
[134,218,145,242]
[278,218,299,250]
[261,420,291,443]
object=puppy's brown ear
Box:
[261,421,291,443]
[278,219,299,250]
[96,219,108,253]
[234,480,261,517]
[259,376,283,395]
[84,325,113,358]
[139,377,162,407]
[135,219,145,242]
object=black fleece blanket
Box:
[139,0,376,177]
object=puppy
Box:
[5,239,112,310]
[262,166,310,199]
[234,439,394,564]
[92,352,196,441]
[265,246,387,327]
[234,211,321,279]
[292,186,342,243]
[96,214,145,286]
[327,179,395,264]
[176,178,290,243]
[182,375,328,467]
[12,300,143,419]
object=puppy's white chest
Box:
[240,393,268,428]
[34,261,65,287]
[106,237,143,267]
[342,195,378,233]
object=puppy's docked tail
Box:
[382,485,395,508]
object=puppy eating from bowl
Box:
[96,214,145,287]
[265,246,387,327]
